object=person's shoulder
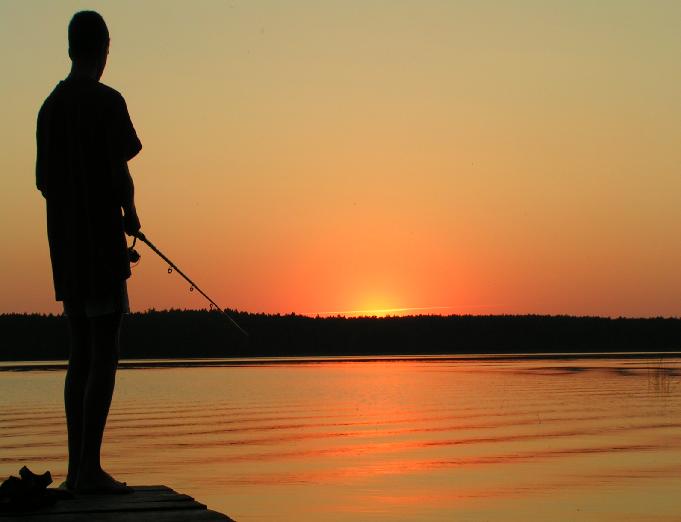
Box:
[42,81,65,103]
[94,81,123,98]
[38,82,65,117]
[94,81,128,107]
[40,78,123,108]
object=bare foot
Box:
[75,469,132,494]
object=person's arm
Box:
[114,161,141,236]
[36,105,48,199]
[107,93,142,234]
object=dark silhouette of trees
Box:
[1,310,680,361]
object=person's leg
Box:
[64,315,91,489]
[76,311,130,492]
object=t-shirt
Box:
[36,76,142,301]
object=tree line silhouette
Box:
[1,310,680,361]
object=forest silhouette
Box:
[2,311,680,361]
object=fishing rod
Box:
[130,231,249,338]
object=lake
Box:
[1,355,681,521]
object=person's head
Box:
[68,11,109,79]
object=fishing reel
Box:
[128,236,141,265]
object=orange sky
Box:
[1,1,680,317]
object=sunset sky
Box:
[1,1,679,317]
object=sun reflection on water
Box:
[1,356,681,521]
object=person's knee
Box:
[91,312,122,339]
[90,313,122,361]
[68,316,91,362]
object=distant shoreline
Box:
[2,310,680,361]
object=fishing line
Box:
[129,232,248,338]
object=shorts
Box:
[62,281,130,318]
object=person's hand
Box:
[123,208,141,236]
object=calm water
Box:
[1,355,681,521]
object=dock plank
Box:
[6,508,231,521]
[0,485,234,521]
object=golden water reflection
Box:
[1,356,680,521]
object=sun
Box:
[353,295,404,317]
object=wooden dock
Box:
[1,485,235,521]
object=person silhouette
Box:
[36,11,141,494]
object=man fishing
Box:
[36,11,141,494]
